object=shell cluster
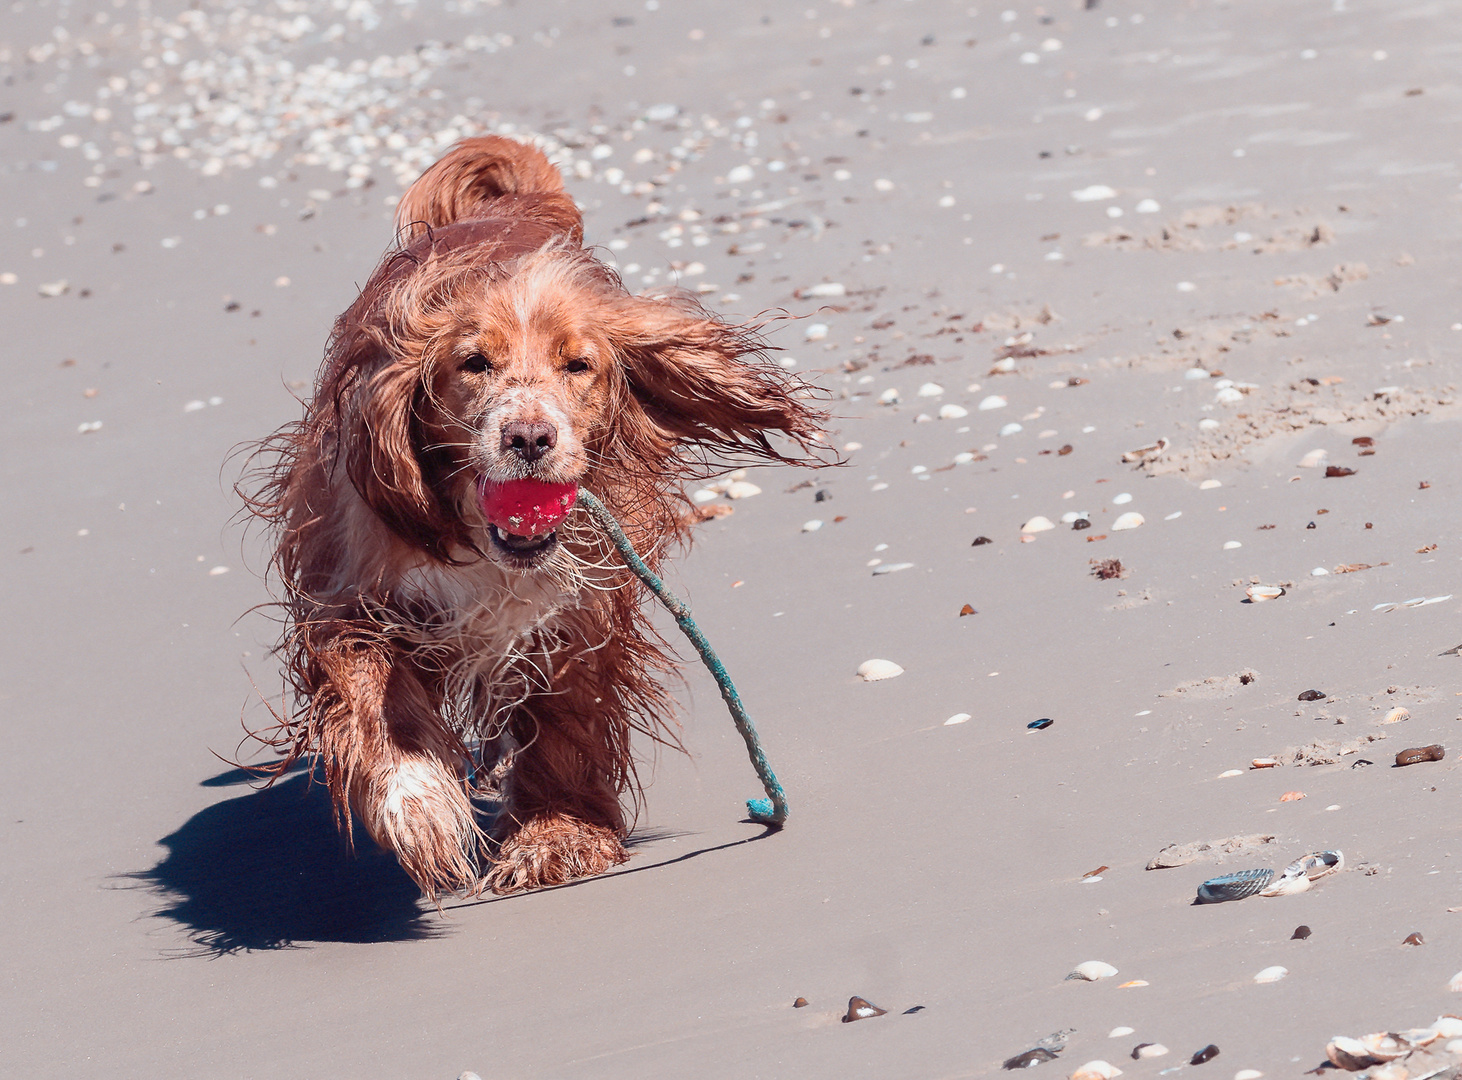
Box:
[1325,1017,1462,1075]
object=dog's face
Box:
[420,273,615,569]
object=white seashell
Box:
[1448,969,1462,992]
[1199,418,1221,432]
[1311,567,1330,576]
[1112,493,1133,505]
[1234,1071,1264,1080]
[939,404,969,419]
[1298,449,1329,468]
[724,481,762,499]
[1068,961,1119,981]
[953,452,976,464]
[911,465,928,475]
[844,442,863,451]
[1223,541,1243,550]
[38,279,69,297]
[805,322,828,341]
[1448,1039,1462,1054]
[1431,1017,1462,1038]
[991,356,1018,373]
[944,713,971,726]
[1111,512,1145,531]
[1071,184,1118,202]
[917,382,944,397]
[1000,422,1024,436]
[1022,516,1056,534]
[1215,387,1245,404]
[801,520,823,533]
[1135,1045,1169,1059]
[1200,479,1223,489]
[915,413,934,424]
[1367,1064,1408,1080]
[1060,511,1089,524]
[1108,1028,1135,1039]
[1381,707,1409,724]
[1135,198,1161,213]
[1253,966,1288,983]
[871,562,915,576]
[691,489,720,503]
[1071,1061,1123,1080]
[879,387,901,404]
[803,282,846,297]
[857,659,904,682]
[1247,585,1285,602]
[1219,769,1243,778]
[978,395,1008,411]
[1358,1034,1411,1062]
[1164,511,1182,520]
[1251,757,1280,768]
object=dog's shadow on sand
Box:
[132,763,437,955]
[134,765,774,956]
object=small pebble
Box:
[1191,1046,1220,1065]
[1395,745,1445,766]
[1403,932,1424,946]
[842,996,886,1022]
[1292,925,1311,940]
[1297,689,1326,702]
[793,997,808,1008]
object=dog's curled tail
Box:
[393,135,582,243]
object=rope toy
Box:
[575,487,789,826]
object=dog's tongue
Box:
[478,478,578,535]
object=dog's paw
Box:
[363,758,481,899]
[485,814,629,894]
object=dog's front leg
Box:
[485,702,631,894]
[306,629,481,898]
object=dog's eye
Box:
[565,357,591,374]
[461,353,492,375]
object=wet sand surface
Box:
[4,1,1462,1076]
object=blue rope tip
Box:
[746,798,787,826]
[577,487,791,832]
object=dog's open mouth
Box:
[488,523,559,562]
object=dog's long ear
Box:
[327,324,460,562]
[612,295,827,465]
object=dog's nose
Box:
[501,420,558,462]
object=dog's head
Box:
[324,236,825,572]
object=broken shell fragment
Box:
[1005,1049,1059,1070]
[1132,1044,1169,1060]
[1298,689,1327,702]
[1234,1071,1264,1080]
[1258,874,1311,897]
[1246,585,1286,602]
[1070,1061,1123,1080]
[1327,1037,1383,1071]
[1111,512,1145,531]
[1122,438,1169,465]
[1298,449,1329,469]
[1395,744,1445,766]
[1251,757,1280,769]
[1358,1034,1411,1061]
[1067,961,1118,981]
[1278,791,1306,802]
[1262,850,1343,896]
[1197,868,1275,904]
[857,659,904,682]
[842,996,887,1022]
[1253,966,1288,984]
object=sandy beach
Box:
[5,0,1462,1076]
